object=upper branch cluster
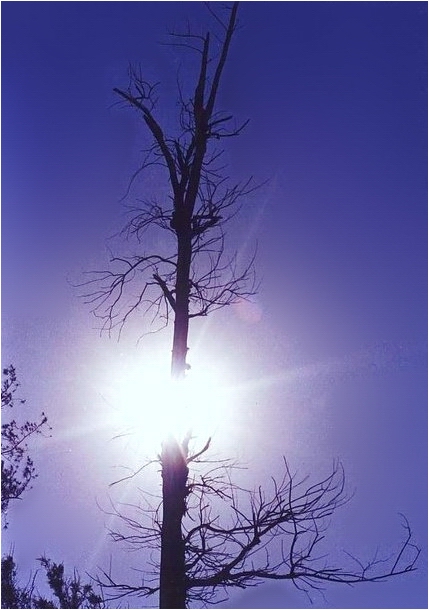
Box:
[80,2,257,338]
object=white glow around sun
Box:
[99,351,231,452]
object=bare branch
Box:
[81,2,254,350]
[101,456,419,606]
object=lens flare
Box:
[100,354,229,452]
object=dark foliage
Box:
[1,368,103,608]
[35,557,104,609]
[1,555,104,609]
[1,365,50,524]
[1,554,34,609]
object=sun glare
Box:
[101,354,229,452]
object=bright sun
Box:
[100,352,230,452]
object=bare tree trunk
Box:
[171,230,192,379]
[161,226,192,607]
[159,436,189,609]
[159,2,239,599]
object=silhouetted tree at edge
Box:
[1,367,104,609]
[1,554,104,609]
[1,365,50,526]
[81,3,420,608]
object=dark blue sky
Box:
[2,2,427,608]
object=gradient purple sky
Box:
[2,2,427,608]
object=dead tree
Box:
[80,3,257,607]
[97,448,419,606]
[80,3,419,607]
[80,0,255,379]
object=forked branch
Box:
[79,2,255,347]
[98,454,419,606]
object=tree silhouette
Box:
[81,1,256,374]
[82,3,419,608]
[1,367,104,609]
[1,365,50,524]
[1,555,104,609]
[80,3,257,606]
[97,451,418,607]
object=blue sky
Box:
[2,2,427,608]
